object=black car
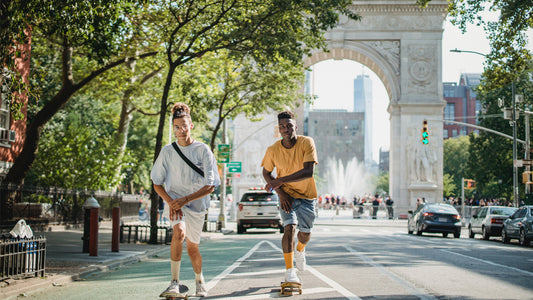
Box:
[408,203,462,238]
[502,205,533,246]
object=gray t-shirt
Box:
[151,140,221,212]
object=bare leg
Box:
[297,231,311,246]
[282,224,296,253]
[171,223,185,261]
[187,240,202,275]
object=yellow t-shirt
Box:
[261,135,318,200]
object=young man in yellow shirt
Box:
[261,111,318,284]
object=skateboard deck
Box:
[280,281,302,296]
[160,284,189,300]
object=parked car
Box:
[407,203,462,238]
[236,188,283,234]
[468,206,517,240]
[502,205,533,246]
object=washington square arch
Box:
[232,1,448,216]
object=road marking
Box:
[439,249,533,277]
[265,241,362,300]
[228,269,284,277]
[344,245,437,300]
[218,287,336,300]
[247,257,280,262]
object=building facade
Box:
[443,73,481,139]
[353,74,373,167]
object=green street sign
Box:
[217,144,231,163]
[227,161,242,173]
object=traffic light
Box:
[464,179,475,189]
[421,120,429,145]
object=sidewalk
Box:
[1,220,234,299]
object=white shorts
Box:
[164,205,206,244]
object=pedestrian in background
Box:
[385,196,394,219]
[262,110,318,285]
[372,194,379,219]
[151,102,221,298]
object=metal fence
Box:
[0,236,46,280]
[120,224,172,245]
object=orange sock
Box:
[296,242,306,252]
[283,252,294,269]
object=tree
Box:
[443,135,470,196]
[1,1,159,222]
[442,173,457,198]
[177,51,308,152]
[145,0,360,242]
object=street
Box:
[16,215,533,300]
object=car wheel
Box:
[502,228,510,244]
[237,224,246,234]
[482,226,490,240]
[279,225,284,234]
[468,226,475,238]
[408,228,413,234]
[443,232,448,238]
[416,222,423,236]
[519,228,530,246]
[454,230,461,238]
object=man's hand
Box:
[169,208,183,221]
[265,178,283,192]
[169,197,187,212]
[278,190,293,213]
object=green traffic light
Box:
[422,132,428,138]
[422,138,429,145]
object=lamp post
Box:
[450,48,520,207]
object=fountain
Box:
[323,156,376,199]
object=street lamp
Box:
[450,48,520,207]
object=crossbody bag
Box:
[171,142,205,177]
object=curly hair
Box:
[172,102,191,120]
[277,110,295,120]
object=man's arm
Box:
[263,168,293,213]
[154,184,215,212]
[265,161,315,192]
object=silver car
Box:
[236,189,283,234]
[468,206,517,240]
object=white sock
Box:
[171,260,181,282]
[195,272,204,283]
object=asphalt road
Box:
[16,222,533,300]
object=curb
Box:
[1,246,170,300]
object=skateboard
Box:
[160,284,189,300]
[280,281,302,296]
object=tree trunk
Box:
[149,63,177,244]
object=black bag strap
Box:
[171,142,204,177]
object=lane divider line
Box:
[439,249,533,277]
[264,240,362,300]
[211,287,336,300]
[344,245,437,300]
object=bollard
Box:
[112,207,120,252]
[82,196,100,255]
[89,207,99,256]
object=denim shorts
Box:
[280,198,316,233]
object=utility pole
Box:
[218,119,227,230]
[512,81,519,207]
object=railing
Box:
[0,236,46,280]
[120,224,172,245]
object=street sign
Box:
[227,161,242,173]
[217,144,231,163]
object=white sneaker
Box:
[295,250,306,271]
[284,268,301,283]
[196,281,208,297]
[160,280,185,297]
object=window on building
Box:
[452,129,458,137]
[443,129,448,139]
[0,79,11,143]
[444,103,455,121]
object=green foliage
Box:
[27,94,122,190]
[375,171,389,195]
[443,135,470,196]
[442,173,457,197]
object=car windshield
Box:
[489,207,516,216]
[241,193,278,202]
[426,204,457,214]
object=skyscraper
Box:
[353,73,373,168]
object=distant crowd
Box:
[443,197,516,207]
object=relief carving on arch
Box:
[362,40,400,76]
[406,127,437,184]
[407,45,437,94]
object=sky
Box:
[309,17,531,162]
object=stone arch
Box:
[303,44,400,103]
